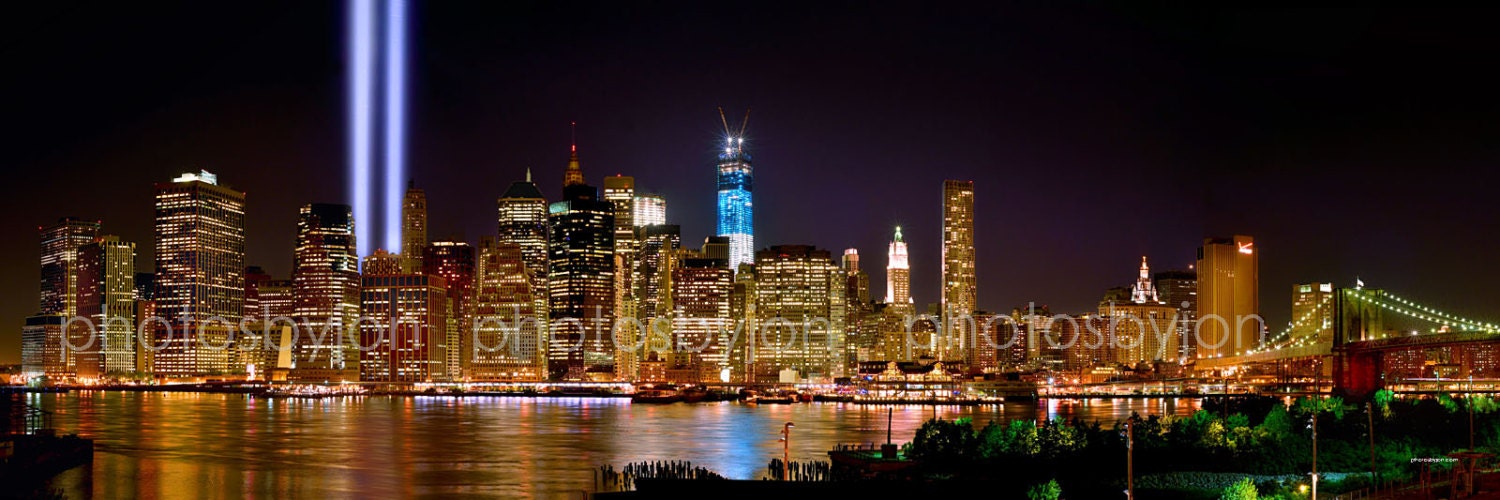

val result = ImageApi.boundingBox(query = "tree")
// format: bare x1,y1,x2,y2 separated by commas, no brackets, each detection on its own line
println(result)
1026,479,1062,500
1218,477,1257,500
906,418,977,461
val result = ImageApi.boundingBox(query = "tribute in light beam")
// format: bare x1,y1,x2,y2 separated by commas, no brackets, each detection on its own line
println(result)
382,0,406,254
349,0,375,266
346,0,409,264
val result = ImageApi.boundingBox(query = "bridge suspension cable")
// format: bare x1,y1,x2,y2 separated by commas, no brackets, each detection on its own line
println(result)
1248,294,1332,354
1347,290,1500,334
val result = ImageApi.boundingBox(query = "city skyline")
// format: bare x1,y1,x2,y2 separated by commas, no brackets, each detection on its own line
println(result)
6,5,1500,364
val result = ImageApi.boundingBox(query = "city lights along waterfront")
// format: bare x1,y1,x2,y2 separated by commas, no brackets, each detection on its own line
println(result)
6,2,1500,499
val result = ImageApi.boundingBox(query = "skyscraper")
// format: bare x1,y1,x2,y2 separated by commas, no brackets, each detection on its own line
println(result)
842,248,871,373
1291,282,1335,344
74,236,137,378
39,217,101,317
715,122,754,271
497,170,549,285
671,258,733,381
359,273,448,382
886,226,912,315
401,182,427,273
941,180,976,316
633,194,666,227
548,149,616,380
291,203,361,382
472,237,546,380
21,315,67,379
602,175,637,371
635,224,681,325
153,170,246,376
1154,269,1197,360
1196,235,1260,358
424,240,475,379
754,245,845,382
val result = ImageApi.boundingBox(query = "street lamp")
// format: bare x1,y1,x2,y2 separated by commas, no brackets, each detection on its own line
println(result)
780,421,796,481
1308,410,1319,500
1124,420,1134,500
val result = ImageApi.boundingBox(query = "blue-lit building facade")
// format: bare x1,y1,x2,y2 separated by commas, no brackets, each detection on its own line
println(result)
716,137,754,271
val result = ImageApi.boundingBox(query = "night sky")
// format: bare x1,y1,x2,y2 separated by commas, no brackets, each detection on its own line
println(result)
4,3,1500,363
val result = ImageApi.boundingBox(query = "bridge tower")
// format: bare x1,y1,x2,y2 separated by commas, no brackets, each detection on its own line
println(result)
1331,287,1385,398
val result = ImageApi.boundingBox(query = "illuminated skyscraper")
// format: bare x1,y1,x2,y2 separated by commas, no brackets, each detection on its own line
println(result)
21,315,67,379
842,249,870,372
1131,256,1160,304
1154,269,1197,360
672,258,733,381
498,170,549,284
347,0,409,260
424,240,475,378
39,217,100,317
635,225,681,325
153,170,246,376
1291,282,1335,344
472,237,546,380
291,203,360,382
1196,235,1260,358
359,273,448,382
886,226,912,315
74,236,137,378
401,182,427,273
754,245,845,382
715,116,754,271
941,180,976,316
728,263,757,382
548,148,616,380
633,194,666,227
603,175,637,366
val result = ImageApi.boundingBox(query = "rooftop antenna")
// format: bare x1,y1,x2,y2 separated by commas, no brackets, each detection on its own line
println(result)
570,121,577,153
717,107,732,137
738,107,751,137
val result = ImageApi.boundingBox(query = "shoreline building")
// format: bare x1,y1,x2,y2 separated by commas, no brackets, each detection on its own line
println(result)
754,245,846,382
497,171,550,377
152,170,246,377
359,270,449,383
74,236,137,378
1196,235,1260,358
472,237,547,380
548,141,617,380
886,227,913,316
291,203,361,382
671,258,734,381
425,240,476,379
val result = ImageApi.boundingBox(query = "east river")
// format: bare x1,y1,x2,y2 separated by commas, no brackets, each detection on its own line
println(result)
28,392,1202,498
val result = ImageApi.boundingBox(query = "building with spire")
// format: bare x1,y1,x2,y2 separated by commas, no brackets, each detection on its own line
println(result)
1131,256,1160,304
886,226,912,315
548,141,616,380
715,111,754,271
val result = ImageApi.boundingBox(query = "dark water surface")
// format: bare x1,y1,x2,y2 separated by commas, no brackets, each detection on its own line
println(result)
30,392,1201,498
